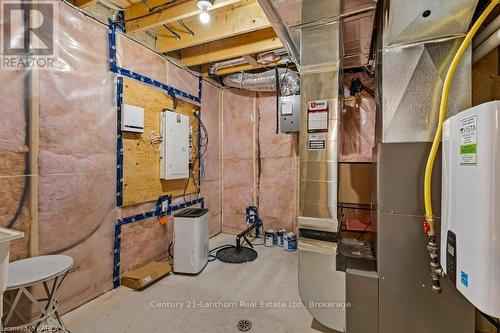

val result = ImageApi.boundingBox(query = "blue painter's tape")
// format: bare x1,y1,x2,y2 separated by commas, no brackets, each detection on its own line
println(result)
107,22,200,103
461,271,469,287
116,77,124,207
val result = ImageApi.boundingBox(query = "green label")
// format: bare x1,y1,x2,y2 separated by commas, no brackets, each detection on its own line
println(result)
459,115,477,165
460,144,477,155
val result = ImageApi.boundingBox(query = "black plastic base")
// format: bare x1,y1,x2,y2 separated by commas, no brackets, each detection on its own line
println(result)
216,246,258,264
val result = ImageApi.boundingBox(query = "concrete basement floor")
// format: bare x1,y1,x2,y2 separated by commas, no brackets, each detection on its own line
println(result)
63,233,335,333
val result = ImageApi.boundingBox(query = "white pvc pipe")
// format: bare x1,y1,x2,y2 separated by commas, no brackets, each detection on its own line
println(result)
473,15,500,49
472,28,500,64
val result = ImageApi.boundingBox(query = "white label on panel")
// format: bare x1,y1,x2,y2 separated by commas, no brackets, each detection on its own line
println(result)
459,115,477,165
308,112,328,131
281,99,293,116
309,133,326,150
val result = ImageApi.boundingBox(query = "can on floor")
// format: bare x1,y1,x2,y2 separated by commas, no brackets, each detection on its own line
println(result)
277,229,286,247
284,232,297,252
264,229,277,247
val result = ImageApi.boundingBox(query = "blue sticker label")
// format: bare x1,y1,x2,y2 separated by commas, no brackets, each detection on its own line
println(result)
461,271,469,287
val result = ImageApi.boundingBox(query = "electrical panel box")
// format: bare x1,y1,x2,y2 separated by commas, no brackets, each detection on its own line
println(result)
121,104,144,133
441,100,500,318
160,110,189,180
280,95,301,133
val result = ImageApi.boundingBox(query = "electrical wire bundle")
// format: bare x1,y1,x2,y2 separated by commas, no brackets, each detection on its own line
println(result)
137,129,163,152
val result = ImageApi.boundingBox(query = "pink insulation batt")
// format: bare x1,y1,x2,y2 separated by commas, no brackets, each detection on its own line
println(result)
222,89,256,234
1,1,223,314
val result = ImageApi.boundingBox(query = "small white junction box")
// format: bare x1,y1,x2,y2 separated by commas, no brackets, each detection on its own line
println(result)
441,100,500,317
121,104,144,133
160,110,189,180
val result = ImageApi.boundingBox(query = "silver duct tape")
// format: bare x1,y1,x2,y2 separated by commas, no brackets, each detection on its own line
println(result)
222,68,300,96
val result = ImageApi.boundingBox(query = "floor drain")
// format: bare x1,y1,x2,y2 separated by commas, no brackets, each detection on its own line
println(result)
237,319,252,332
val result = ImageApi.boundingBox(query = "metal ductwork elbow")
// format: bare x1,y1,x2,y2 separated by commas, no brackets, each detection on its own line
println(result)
221,68,300,96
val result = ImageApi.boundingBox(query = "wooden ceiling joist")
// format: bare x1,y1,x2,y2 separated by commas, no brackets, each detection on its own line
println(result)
179,27,282,67
156,1,270,53
125,0,242,33
75,0,99,8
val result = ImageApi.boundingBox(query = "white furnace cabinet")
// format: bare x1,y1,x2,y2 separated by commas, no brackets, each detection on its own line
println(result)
160,110,189,180
441,100,500,318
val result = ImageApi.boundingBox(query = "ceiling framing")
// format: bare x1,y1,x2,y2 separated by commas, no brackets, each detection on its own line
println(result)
77,0,284,75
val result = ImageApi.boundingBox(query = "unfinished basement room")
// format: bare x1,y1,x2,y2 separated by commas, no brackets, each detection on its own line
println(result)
1,0,500,332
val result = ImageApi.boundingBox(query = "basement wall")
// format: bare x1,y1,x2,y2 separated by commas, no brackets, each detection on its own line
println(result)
0,1,222,315
221,90,299,234
220,78,376,235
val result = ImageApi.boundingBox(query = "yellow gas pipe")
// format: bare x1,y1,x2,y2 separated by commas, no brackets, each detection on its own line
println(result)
423,0,499,293
424,0,499,233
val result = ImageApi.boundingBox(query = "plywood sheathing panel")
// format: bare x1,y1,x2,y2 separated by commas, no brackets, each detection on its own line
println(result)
122,78,200,206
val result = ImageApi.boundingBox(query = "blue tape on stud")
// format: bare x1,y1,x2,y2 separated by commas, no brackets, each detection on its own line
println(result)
107,22,200,104
116,77,123,207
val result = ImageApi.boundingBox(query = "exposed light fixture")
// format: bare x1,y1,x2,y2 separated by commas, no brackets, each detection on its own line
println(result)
197,0,212,24
196,0,213,11
199,11,210,24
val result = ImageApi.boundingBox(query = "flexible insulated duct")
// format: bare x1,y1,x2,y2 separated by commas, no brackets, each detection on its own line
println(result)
222,68,300,96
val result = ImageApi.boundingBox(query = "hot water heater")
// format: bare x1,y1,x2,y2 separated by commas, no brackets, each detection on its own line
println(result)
441,100,500,317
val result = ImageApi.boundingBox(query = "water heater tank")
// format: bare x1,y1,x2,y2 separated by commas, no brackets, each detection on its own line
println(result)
441,100,500,317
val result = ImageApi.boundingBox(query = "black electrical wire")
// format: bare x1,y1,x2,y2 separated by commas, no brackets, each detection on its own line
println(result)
168,241,174,258
362,84,375,97
275,67,280,134
182,172,191,204
279,64,289,95
193,112,208,158
207,244,234,262
171,93,178,111
8,2,31,229
112,0,177,24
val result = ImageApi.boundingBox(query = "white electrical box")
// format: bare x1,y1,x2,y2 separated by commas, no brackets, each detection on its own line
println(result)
160,110,189,180
121,104,144,133
441,100,500,317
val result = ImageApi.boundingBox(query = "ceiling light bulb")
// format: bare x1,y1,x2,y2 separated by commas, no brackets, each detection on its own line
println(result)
199,11,210,24
197,0,213,11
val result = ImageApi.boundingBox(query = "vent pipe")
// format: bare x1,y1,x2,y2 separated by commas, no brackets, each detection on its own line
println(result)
221,68,300,96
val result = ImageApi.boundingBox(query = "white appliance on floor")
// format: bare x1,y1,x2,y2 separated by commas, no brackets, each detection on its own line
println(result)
441,100,500,317
173,208,209,274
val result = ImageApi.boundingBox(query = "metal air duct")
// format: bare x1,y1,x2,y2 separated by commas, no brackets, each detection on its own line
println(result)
221,68,300,96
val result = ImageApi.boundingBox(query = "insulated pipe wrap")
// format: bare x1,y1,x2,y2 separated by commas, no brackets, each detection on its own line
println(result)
222,68,300,96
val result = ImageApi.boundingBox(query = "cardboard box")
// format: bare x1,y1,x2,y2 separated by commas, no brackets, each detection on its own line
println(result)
121,262,172,290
